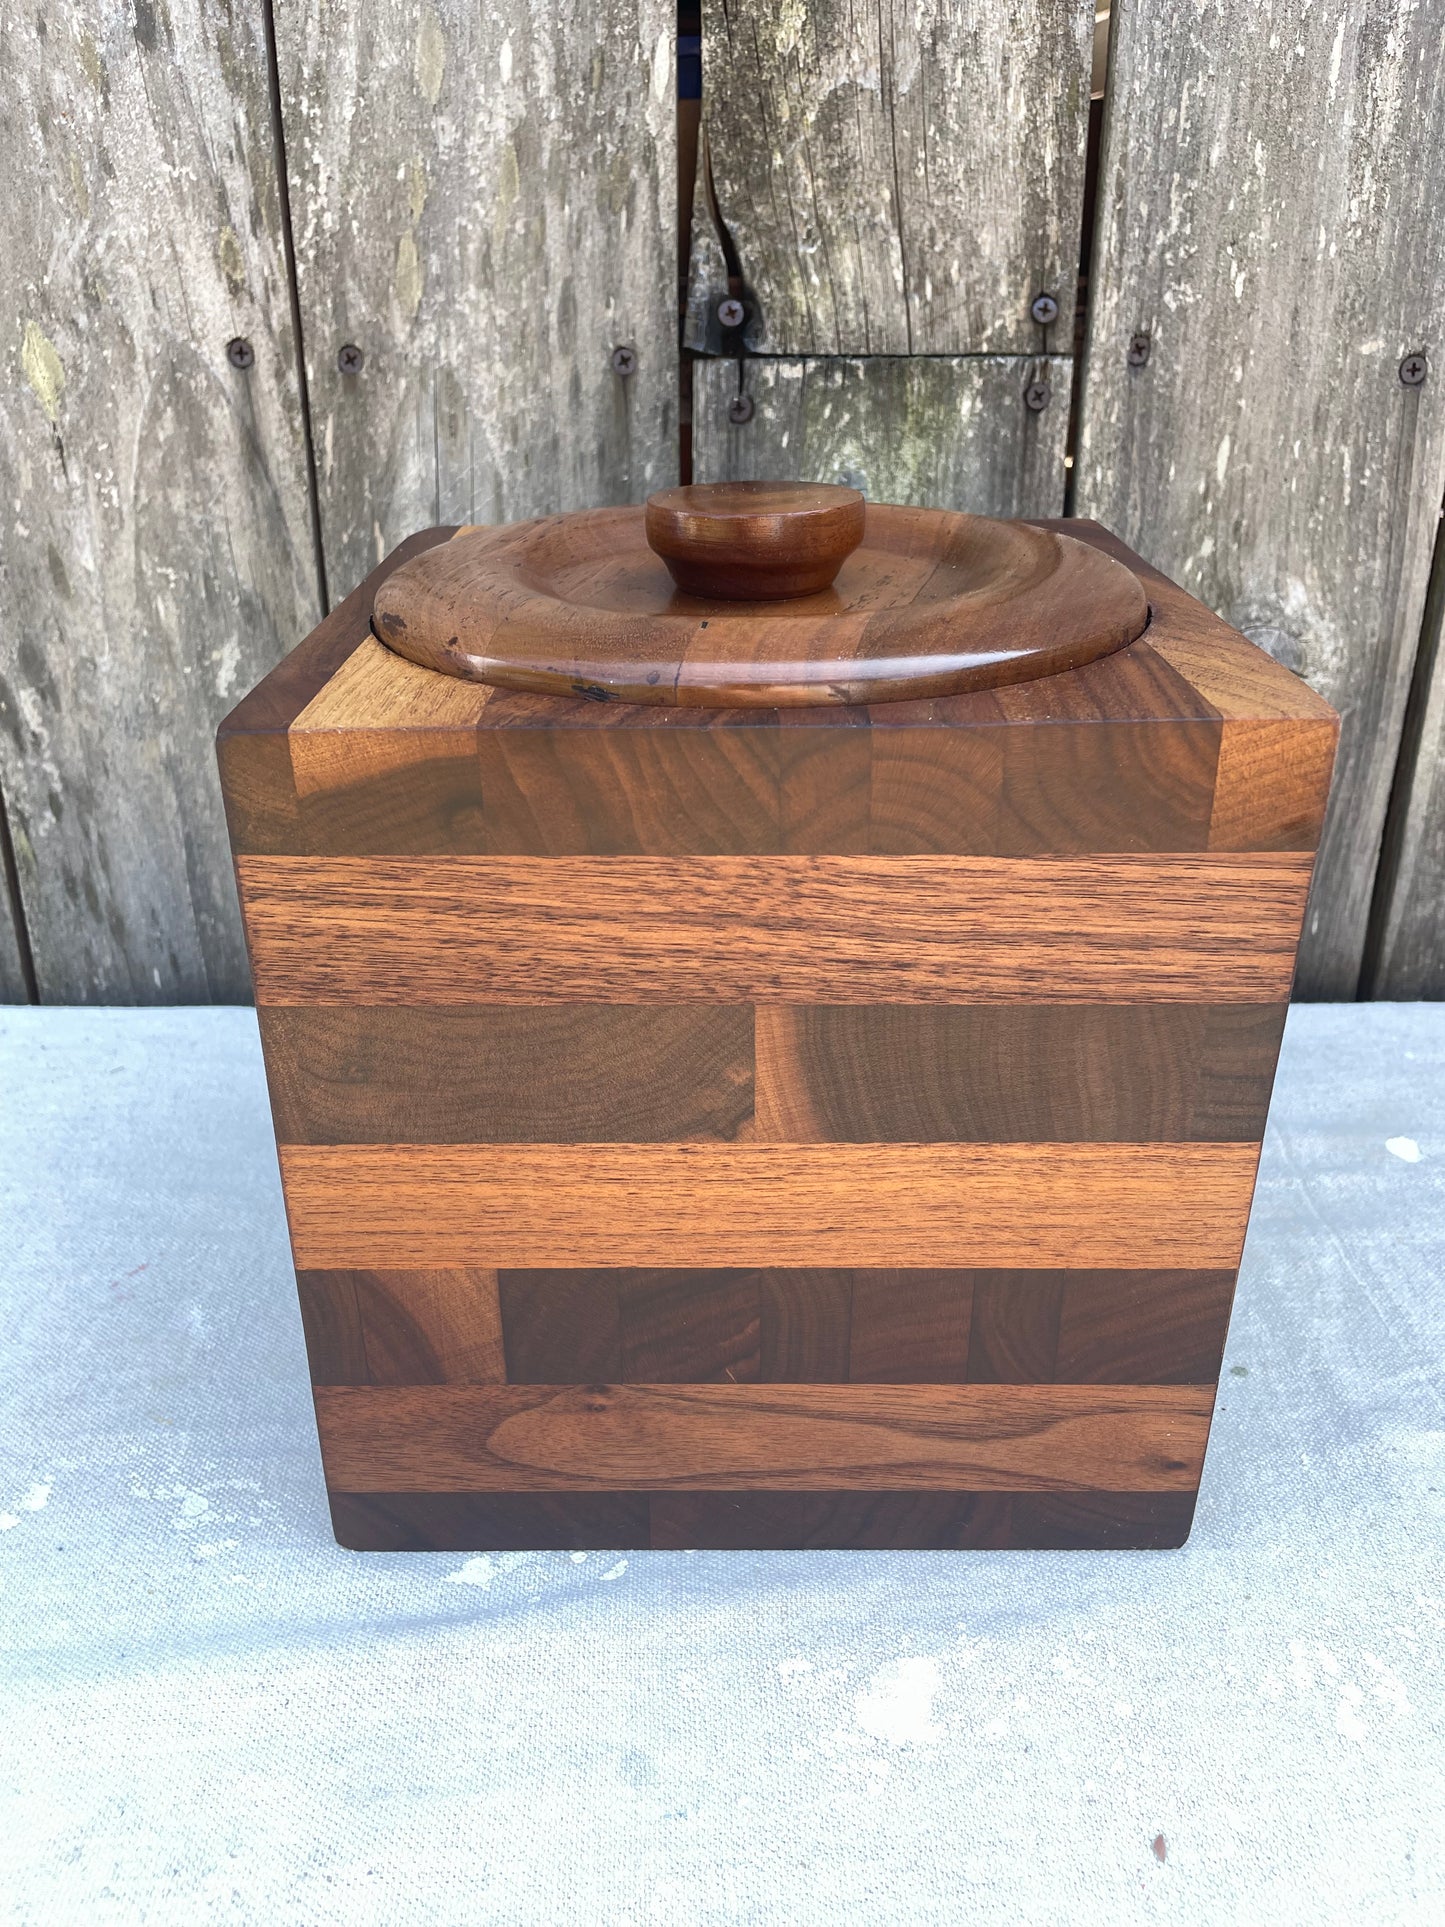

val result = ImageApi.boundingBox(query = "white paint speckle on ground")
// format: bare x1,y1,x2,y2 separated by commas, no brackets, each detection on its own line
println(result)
600,1560,628,1581
854,1657,943,1746
0,1514,18,1531
20,1482,52,1512
1386,1136,1422,1162
445,1556,495,1587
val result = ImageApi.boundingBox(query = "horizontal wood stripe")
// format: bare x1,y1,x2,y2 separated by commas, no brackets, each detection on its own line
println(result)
260,1006,756,1144
297,1265,1235,1389
240,854,1314,1004
328,1487,1198,1551
279,1141,1259,1270
753,1004,1284,1143
260,1002,1284,1145
313,1382,1212,1492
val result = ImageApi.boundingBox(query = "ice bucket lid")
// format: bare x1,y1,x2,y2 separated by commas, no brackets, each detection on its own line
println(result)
371,481,1149,708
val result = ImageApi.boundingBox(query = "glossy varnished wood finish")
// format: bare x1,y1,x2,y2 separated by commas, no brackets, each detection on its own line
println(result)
239,854,1313,1005
217,519,1336,1551
280,1141,1258,1272
261,1006,755,1144
371,505,1149,707
314,1383,1212,1492
299,1265,1236,1392
644,482,866,600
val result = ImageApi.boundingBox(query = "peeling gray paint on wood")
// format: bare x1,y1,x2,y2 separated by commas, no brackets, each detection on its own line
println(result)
1373,549,1445,998
278,0,677,603
693,357,1070,515
1077,0,1445,999
0,3,320,1002
685,0,1094,356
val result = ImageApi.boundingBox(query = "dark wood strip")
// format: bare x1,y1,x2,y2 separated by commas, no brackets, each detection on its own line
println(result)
239,853,1314,1005
307,1265,1236,1389
617,1270,761,1383
1054,1270,1236,1384
847,1270,974,1383
313,1383,1212,1492
326,1488,1199,1551
329,1490,650,1551
1008,1490,1198,1550
1190,1007,1288,1140
281,1141,1258,1272
966,1273,1066,1383
648,1489,1197,1550
497,1271,623,1384
262,1006,755,1145
754,1004,1283,1142
758,1268,853,1382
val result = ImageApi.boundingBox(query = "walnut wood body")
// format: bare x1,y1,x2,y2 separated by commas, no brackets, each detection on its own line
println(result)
218,521,1337,1551
370,504,1149,706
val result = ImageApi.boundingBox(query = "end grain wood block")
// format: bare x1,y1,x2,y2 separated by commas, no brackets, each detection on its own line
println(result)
219,521,1336,1551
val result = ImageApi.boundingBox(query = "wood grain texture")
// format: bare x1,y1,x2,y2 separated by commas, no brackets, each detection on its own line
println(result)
1372,553,1445,997
303,1264,1238,1390
330,1490,650,1551
239,854,1315,1005
0,856,26,1002
1077,0,1445,996
275,0,676,603
692,358,1071,518
328,1487,1196,1551
753,1005,1283,1143
314,1382,1211,1492
280,1141,1259,1271
684,0,1093,356
2,2,318,1000
297,1268,504,1385
371,503,1147,706
260,1006,755,1144
644,481,866,600
649,1489,1197,1552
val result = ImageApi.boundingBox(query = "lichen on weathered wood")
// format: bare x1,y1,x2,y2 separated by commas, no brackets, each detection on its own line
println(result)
0,2,319,1000
1077,0,1445,998
684,0,1094,356
278,0,678,603
692,357,1070,517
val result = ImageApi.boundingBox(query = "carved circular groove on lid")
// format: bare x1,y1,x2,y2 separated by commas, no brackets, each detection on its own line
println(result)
371,487,1150,708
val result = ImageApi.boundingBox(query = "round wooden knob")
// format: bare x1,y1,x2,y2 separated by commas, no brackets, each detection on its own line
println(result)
644,480,866,600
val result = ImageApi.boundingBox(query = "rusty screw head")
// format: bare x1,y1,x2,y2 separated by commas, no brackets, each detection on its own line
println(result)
337,343,364,375
226,336,255,370
717,297,745,329
611,344,637,377
1024,379,1051,413
1399,351,1427,387
1127,331,1152,368
727,393,755,425
1030,292,1059,327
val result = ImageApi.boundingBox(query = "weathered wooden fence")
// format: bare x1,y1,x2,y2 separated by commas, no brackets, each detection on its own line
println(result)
3,0,1443,1002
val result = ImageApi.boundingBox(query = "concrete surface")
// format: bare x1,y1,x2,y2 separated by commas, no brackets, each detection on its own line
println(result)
0,1004,1441,1926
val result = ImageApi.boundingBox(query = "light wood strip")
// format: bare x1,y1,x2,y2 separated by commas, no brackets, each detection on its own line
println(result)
239,854,1313,1005
279,1141,1259,1271
313,1382,1211,1493
291,635,496,738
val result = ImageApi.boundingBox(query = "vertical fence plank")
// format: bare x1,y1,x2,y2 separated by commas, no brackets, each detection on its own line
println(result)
1371,536,1445,997
0,829,27,1000
685,0,1093,355
1078,0,1445,998
686,0,1091,518
0,3,319,1002
693,358,1070,515
279,0,677,603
